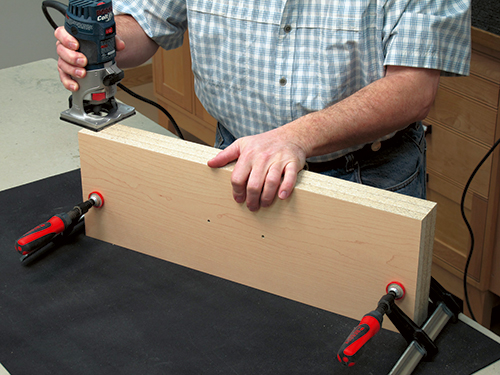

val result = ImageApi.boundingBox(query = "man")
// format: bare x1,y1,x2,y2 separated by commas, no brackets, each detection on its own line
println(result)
55,0,471,211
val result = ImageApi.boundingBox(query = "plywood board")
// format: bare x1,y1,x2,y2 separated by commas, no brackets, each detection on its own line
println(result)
79,125,436,329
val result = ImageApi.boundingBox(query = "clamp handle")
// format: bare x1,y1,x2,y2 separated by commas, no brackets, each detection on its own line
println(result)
15,192,103,260
337,282,405,367
15,214,72,256
337,311,383,367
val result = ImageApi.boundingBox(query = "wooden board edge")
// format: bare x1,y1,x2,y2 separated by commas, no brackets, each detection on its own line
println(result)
414,204,437,325
79,125,437,222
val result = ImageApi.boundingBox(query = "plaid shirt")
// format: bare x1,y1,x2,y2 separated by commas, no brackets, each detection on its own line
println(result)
115,0,471,162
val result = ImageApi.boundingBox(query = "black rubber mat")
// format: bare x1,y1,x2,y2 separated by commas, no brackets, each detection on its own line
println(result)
1,170,499,374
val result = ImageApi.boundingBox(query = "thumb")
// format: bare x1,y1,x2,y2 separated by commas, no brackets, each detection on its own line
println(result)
207,143,241,168
116,35,126,52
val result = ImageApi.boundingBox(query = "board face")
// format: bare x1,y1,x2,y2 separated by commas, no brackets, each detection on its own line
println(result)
79,125,436,329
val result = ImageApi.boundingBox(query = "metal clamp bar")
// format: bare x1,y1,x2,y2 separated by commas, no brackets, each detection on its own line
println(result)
388,301,454,375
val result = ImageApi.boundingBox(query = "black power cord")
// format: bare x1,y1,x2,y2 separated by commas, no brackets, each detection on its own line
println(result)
461,136,500,322
117,82,184,140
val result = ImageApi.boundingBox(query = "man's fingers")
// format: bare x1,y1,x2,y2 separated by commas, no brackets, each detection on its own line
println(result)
54,26,87,91
231,161,253,205
54,26,79,51
207,143,249,204
57,57,87,90
57,68,79,91
56,41,87,69
244,168,266,211
278,162,300,200
260,165,284,208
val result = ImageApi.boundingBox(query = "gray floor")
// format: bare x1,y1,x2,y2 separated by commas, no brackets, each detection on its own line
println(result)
1,59,499,375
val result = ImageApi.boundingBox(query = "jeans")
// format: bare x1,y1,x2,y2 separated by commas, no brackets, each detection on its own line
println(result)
214,122,427,199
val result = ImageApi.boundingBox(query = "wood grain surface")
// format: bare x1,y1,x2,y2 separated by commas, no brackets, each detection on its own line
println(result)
79,125,437,329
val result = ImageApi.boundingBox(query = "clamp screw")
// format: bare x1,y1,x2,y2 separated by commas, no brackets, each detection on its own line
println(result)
387,281,405,300
89,191,104,208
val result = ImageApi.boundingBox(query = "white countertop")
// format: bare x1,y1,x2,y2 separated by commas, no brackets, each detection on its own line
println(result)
0,58,173,192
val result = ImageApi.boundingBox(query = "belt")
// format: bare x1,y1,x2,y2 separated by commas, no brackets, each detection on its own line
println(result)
306,154,350,173
306,123,417,173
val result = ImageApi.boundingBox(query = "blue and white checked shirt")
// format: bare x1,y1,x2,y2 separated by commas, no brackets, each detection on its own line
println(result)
115,0,471,161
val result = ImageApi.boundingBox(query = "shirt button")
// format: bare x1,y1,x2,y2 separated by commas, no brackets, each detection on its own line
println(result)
371,141,382,152
284,24,292,33
279,77,287,86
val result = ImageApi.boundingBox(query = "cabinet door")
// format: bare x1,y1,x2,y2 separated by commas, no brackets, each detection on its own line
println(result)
425,122,492,199
153,38,193,113
153,33,217,145
426,171,486,281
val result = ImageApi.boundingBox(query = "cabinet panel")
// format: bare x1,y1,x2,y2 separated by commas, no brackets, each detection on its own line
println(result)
427,89,497,145
488,146,500,296
153,43,193,113
491,217,500,295
427,173,486,280
426,123,492,198
153,35,217,145
470,49,500,83
439,75,499,108
195,96,217,136
156,96,216,146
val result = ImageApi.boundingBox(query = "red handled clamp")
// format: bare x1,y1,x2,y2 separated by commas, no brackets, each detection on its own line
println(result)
337,282,405,367
338,278,460,373
15,192,104,262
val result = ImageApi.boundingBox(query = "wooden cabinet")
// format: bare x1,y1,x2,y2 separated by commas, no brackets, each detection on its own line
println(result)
425,28,500,328
153,27,500,328
153,33,217,145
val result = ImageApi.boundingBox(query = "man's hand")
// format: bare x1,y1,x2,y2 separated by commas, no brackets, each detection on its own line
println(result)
55,25,87,91
54,26,126,92
207,128,307,212
54,15,158,91
206,66,440,211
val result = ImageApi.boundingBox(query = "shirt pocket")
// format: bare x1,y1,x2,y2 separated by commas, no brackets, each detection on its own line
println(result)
294,11,366,111
188,0,282,24
187,0,281,89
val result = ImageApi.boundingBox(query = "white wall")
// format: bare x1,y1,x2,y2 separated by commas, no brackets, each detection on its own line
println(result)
1,0,63,69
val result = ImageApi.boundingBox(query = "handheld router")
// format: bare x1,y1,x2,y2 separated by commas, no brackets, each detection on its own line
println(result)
42,0,135,131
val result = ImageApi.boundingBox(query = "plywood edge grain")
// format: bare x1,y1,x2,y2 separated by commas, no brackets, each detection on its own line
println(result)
415,204,437,324
79,125,436,328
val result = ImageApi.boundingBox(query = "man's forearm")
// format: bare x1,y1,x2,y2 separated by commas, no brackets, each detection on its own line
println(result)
285,66,441,159
115,15,159,69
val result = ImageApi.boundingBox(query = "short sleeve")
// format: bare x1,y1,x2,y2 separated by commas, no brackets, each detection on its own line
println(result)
113,0,188,50
383,0,471,76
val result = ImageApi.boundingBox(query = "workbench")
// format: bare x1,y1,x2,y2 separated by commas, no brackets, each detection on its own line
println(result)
1,59,500,375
